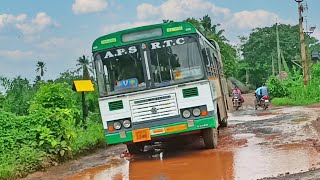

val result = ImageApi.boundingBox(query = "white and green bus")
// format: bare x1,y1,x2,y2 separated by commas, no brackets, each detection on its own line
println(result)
92,22,229,153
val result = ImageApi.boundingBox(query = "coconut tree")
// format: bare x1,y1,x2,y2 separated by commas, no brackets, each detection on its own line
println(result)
200,15,227,42
35,61,47,80
76,55,93,80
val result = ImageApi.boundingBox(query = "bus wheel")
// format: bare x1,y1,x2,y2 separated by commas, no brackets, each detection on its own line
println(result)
220,118,228,128
126,143,143,154
202,127,218,149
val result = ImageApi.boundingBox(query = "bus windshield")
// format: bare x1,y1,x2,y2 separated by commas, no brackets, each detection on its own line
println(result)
94,36,205,96
95,44,146,95
149,36,204,87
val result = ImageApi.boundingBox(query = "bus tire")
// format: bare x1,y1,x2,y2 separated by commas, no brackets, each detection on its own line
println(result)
202,127,218,149
126,143,143,154
220,118,228,128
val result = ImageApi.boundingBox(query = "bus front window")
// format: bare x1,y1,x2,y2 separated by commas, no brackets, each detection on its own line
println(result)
149,36,204,87
95,45,146,96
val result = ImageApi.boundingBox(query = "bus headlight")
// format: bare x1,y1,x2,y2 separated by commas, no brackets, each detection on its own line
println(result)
182,110,191,118
113,121,122,130
192,108,201,117
123,120,131,128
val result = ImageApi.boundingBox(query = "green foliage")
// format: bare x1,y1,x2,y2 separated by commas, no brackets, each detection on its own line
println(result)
0,81,104,179
29,82,77,111
1,76,35,115
76,55,93,80
267,76,289,98
269,64,320,106
70,119,105,154
240,24,320,87
54,69,82,86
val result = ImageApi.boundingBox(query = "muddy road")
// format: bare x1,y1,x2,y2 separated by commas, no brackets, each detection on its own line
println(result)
22,95,320,180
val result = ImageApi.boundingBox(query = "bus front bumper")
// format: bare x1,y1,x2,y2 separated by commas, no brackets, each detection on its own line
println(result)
105,116,216,145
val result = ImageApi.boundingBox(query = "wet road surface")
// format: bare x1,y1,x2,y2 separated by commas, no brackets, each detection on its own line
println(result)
23,96,320,180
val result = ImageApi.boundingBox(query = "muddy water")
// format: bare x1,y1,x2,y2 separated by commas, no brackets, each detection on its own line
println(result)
67,133,320,180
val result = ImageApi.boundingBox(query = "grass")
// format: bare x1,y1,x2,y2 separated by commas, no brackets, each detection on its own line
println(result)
271,97,320,106
70,121,106,154
0,147,45,180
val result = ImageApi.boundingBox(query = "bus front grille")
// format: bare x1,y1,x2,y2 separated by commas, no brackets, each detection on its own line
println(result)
130,93,178,122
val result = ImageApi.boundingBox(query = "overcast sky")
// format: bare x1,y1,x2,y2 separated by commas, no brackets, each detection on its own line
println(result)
0,0,319,81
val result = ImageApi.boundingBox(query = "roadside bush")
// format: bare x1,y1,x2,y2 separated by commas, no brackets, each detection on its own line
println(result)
269,64,320,106
71,120,105,154
267,76,289,98
0,81,105,179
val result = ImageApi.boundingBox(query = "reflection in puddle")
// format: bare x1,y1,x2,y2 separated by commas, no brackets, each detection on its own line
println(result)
234,135,320,179
66,159,129,180
130,151,234,180
68,135,320,180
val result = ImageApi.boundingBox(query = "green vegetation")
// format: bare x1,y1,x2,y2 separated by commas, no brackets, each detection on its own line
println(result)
0,59,104,180
239,24,320,87
268,64,320,106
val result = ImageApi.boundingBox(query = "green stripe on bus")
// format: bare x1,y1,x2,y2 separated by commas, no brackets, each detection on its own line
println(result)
105,116,216,145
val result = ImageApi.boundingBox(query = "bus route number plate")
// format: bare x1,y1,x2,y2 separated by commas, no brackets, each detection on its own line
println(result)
132,128,151,143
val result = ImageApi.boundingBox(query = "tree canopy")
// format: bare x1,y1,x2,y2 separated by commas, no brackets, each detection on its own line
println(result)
239,24,320,87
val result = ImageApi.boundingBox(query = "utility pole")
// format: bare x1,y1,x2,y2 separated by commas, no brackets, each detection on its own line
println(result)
246,69,249,84
296,0,308,85
276,21,281,78
272,56,275,76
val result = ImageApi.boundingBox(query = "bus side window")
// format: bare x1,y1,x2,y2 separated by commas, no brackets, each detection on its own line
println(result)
199,38,211,76
212,50,219,77
205,42,215,77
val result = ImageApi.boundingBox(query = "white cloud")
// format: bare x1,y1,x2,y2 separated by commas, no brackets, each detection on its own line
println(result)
16,12,57,34
102,20,159,34
0,14,27,29
137,0,230,21
227,10,279,30
0,50,33,59
72,0,108,14
136,0,296,45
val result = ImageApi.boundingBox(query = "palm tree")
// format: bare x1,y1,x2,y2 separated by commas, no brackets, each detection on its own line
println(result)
35,61,47,80
200,15,227,42
76,55,93,80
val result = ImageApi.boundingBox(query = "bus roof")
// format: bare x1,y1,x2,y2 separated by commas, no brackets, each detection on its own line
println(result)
92,21,197,52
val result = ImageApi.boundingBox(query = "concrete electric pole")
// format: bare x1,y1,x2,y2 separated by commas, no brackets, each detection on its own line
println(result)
276,22,281,78
295,0,308,85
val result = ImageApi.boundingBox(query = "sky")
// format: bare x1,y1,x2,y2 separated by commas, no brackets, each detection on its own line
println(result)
0,0,319,81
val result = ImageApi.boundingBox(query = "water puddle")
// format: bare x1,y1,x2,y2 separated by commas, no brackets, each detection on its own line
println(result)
66,159,129,180
68,134,320,180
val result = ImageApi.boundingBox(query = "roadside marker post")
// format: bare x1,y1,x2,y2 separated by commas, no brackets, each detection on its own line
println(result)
73,80,94,127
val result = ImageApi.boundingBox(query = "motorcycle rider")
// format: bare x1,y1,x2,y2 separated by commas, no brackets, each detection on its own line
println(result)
255,83,268,103
232,85,244,103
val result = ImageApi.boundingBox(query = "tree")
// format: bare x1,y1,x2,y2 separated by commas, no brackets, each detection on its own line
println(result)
2,76,35,115
76,55,93,80
35,61,47,80
240,23,320,87
200,15,227,42
163,19,174,23
55,69,82,86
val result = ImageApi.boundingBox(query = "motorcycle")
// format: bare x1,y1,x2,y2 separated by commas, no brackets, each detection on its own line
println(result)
254,93,270,110
232,94,242,110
